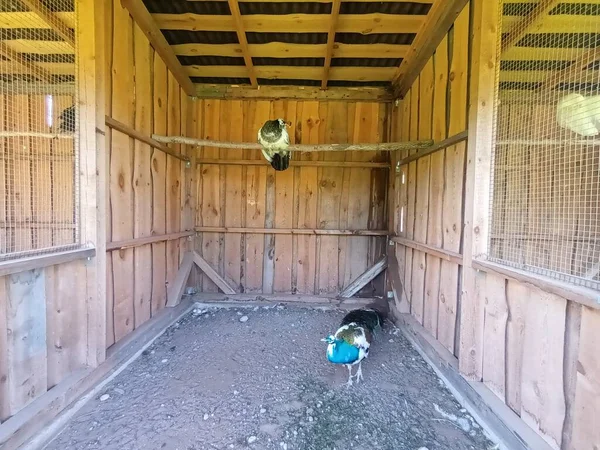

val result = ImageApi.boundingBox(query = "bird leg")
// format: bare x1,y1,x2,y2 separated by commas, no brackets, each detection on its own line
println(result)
345,364,354,388
355,361,364,384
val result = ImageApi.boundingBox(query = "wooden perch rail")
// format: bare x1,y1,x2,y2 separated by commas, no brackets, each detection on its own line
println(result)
151,134,434,152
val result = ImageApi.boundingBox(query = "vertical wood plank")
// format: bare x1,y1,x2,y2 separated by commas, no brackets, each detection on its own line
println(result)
6,269,47,414
0,276,8,421
223,100,244,291
166,72,182,290
571,307,600,449
133,24,152,327
412,59,433,325
45,261,87,388
110,0,134,342
505,280,527,414
151,53,168,315
521,290,567,450
482,273,508,400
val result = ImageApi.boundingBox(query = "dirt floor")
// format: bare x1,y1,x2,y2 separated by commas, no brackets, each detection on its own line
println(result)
44,304,496,450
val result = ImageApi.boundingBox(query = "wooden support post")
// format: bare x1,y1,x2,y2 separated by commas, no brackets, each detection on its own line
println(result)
166,252,194,307
339,256,387,298
459,0,501,381
192,251,237,295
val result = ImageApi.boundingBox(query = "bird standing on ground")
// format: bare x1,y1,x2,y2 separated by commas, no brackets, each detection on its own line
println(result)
322,301,389,387
257,118,291,171
58,105,76,133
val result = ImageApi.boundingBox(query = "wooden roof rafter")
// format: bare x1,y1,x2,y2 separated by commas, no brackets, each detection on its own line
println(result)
19,0,75,48
538,47,600,92
0,41,52,82
120,0,196,95
227,0,258,88
391,0,469,98
321,0,341,90
501,0,560,54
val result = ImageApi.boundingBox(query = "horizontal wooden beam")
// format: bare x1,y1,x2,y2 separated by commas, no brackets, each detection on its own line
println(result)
106,231,194,251
392,0,469,98
173,43,410,60
120,0,196,95
0,131,73,139
0,11,76,29
397,131,468,166
0,82,75,95
154,134,433,152
0,40,73,55
0,246,96,277
195,227,389,236
502,14,598,35
194,293,379,310
500,69,599,84
192,251,236,294
503,47,591,62
538,48,600,92
105,116,190,162
186,65,395,82
153,13,425,34
0,42,53,82
0,62,74,76
194,84,393,102
473,260,600,310
501,0,559,54
391,236,463,265
196,159,389,168
19,0,75,47
339,256,387,298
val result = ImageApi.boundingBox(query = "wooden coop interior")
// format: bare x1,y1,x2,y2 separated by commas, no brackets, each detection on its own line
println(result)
0,0,599,449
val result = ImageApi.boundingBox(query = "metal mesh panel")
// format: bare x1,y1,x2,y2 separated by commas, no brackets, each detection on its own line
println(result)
0,0,79,261
489,0,600,290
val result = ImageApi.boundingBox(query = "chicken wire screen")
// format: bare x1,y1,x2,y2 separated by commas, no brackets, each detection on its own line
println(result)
0,0,79,260
489,1,600,290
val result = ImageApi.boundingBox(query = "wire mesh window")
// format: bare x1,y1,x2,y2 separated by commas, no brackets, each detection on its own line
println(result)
489,1,600,290
0,0,79,261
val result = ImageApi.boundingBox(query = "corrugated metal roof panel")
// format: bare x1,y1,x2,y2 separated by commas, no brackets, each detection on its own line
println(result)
253,57,324,66
178,55,245,66
0,74,74,83
335,32,415,45
332,57,401,67
340,2,431,15
504,3,600,16
191,77,251,84
240,2,331,15
328,80,390,87
142,0,230,15
163,30,239,45
246,32,328,44
22,53,75,63
500,60,572,71
259,78,320,86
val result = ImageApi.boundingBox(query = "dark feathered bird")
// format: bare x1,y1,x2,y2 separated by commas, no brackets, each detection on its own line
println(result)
322,300,389,387
257,118,291,171
58,105,75,133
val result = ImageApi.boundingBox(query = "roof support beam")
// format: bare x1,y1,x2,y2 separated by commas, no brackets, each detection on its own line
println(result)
321,0,341,90
227,0,258,88
120,0,196,95
391,0,468,99
538,48,600,92
501,0,560,54
20,0,75,48
0,42,52,82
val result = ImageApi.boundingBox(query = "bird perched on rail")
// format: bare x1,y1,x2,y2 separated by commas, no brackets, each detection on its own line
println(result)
321,300,389,387
556,93,600,136
257,118,291,171
58,105,76,133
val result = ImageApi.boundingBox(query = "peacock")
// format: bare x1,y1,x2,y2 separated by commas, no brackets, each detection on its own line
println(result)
321,301,389,387
58,105,76,133
257,118,291,171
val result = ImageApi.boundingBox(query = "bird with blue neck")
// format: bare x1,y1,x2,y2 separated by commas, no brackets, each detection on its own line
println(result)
322,300,389,387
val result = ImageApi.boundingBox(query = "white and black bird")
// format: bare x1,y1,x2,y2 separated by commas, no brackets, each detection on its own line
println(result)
257,118,291,171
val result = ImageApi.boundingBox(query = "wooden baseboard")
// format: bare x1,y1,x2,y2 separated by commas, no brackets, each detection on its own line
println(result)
393,311,553,450
0,300,194,450
193,293,375,309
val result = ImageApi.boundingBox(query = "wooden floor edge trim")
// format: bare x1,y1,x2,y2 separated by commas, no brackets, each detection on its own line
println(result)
1,300,195,450
192,293,376,309
392,310,554,450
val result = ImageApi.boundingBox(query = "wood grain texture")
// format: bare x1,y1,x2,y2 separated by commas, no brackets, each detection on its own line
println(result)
0,277,8,422
482,273,508,400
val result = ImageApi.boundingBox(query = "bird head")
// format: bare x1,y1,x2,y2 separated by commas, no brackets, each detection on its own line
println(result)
277,118,289,129
321,335,338,345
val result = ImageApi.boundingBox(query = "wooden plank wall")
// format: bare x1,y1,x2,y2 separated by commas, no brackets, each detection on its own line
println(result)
104,0,193,348
390,4,469,354
388,2,600,449
193,100,389,296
